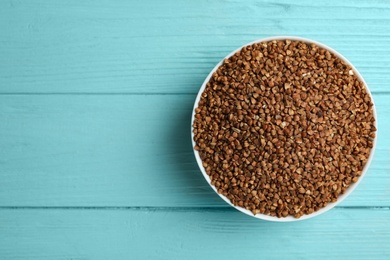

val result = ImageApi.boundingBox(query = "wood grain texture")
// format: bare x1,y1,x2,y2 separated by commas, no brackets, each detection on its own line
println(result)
1,1,389,259
0,94,388,207
0,0,389,94
0,208,389,259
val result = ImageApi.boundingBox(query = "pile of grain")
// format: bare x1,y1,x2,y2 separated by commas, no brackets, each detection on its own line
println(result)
193,40,376,218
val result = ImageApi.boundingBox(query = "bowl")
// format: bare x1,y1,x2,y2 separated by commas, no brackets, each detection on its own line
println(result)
191,36,377,222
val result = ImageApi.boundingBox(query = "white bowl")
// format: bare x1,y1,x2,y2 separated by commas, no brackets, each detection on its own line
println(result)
191,36,377,222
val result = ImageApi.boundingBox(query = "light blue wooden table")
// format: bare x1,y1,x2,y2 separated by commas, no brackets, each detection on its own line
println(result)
0,0,389,259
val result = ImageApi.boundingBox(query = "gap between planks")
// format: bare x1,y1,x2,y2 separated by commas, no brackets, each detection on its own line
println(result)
0,206,389,211
0,92,388,95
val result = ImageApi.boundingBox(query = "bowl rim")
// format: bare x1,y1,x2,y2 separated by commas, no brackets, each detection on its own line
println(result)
191,36,378,222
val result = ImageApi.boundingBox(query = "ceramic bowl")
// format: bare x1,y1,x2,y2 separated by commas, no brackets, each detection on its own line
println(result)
191,36,377,222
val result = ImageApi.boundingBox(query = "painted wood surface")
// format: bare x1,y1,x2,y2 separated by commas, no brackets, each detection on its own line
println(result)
0,0,389,94
1,208,390,259
0,0,389,259
0,94,388,207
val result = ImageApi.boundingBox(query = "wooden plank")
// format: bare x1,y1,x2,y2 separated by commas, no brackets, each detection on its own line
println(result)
0,208,389,259
0,94,388,207
0,0,389,94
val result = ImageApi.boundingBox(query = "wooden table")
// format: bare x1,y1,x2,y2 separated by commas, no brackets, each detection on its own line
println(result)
1,0,389,259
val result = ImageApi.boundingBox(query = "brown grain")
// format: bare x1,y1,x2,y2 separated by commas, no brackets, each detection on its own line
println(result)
192,40,376,218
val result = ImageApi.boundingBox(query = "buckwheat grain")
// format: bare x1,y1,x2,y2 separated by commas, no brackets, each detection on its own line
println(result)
193,40,376,218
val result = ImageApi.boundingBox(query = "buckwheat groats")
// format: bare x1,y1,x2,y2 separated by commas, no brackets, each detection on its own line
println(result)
192,40,376,218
